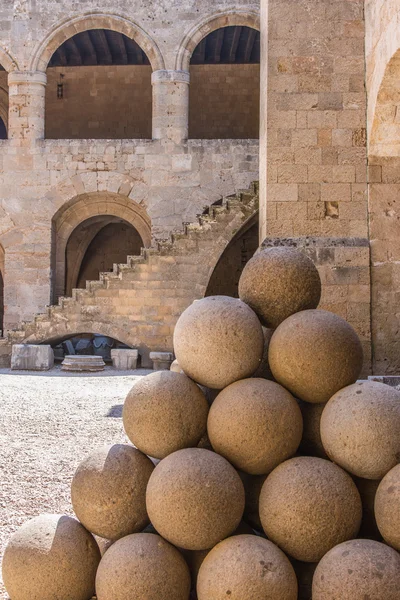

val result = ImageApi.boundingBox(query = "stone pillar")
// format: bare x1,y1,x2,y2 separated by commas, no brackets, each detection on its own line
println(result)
8,71,46,142
152,70,190,144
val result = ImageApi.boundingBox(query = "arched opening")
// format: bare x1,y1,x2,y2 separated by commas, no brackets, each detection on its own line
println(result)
206,212,259,297
51,191,151,302
48,332,133,364
45,29,152,139
189,25,260,139
65,216,144,295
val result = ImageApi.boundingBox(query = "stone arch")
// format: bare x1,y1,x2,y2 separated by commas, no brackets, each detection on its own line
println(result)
176,10,260,72
0,47,18,73
205,211,259,297
30,12,165,73
52,189,151,301
22,325,136,350
370,48,400,157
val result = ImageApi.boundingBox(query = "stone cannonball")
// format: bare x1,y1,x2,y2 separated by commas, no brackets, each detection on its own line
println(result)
173,296,264,389
2,514,101,600
207,378,303,475
71,444,154,541
95,533,191,600
320,381,400,479
197,535,298,600
146,448,245,550
259,457,362,562
123,371,209,459
269,309,363,403
238,247,321,328
375,464,400,551
312,539,400,600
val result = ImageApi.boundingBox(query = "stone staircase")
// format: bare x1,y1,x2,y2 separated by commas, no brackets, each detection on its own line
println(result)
0,182,259,367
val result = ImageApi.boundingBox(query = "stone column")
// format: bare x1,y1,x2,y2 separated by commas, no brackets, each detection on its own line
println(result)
8,71,47,142
152,70,190,144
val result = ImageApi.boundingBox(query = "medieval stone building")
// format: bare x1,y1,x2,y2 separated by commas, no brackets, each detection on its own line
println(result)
0,0,397,374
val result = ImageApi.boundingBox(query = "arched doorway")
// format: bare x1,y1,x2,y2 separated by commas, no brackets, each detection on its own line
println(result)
45,28,153,139
51,191,152,302
206,212,259,297
189,25,260,139
65,216,144,295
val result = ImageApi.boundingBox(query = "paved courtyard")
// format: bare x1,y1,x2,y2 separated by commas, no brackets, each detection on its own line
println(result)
0,367,151,599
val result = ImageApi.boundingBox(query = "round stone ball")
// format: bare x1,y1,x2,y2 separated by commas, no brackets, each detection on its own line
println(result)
173,296,264,389
238,247,321,328
298,400,328,458
197,534,298,600
123,371,209,459
320,381,400,479
71,444,154,541
375,464,400,551
312,539,400,600
2,514,100,600
259,456,362,562
269,309,363,403
146,448,245,550
95,533,190,600
207,378,303,475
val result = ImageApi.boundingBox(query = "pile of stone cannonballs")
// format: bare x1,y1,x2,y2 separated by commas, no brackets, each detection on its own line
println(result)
3,247,400,600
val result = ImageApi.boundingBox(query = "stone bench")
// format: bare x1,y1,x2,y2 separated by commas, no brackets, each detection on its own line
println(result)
150,352,174,371
11,344,54,371
111,349,139,370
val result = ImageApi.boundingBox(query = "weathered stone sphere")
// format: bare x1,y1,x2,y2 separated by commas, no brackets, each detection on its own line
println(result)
173,296,264,389
208,378,303,475
123,371,209,459
375,464,400,551
95,533,190,600
238,247,321,328
197,535,298,600
312,539,400,600
269,309,363,403
71,444,154,540
182,522,254,590
2,514,101,600
298,400,328,458
320,381,400,479
146,448,245,550
259,457,362,562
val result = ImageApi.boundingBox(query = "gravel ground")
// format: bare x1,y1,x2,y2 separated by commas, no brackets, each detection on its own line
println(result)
0,366,151,600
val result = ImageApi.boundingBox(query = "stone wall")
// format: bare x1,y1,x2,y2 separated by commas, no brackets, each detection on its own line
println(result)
189,64,260,139
46,66,153,139
260,0,371,373
365,1,400,373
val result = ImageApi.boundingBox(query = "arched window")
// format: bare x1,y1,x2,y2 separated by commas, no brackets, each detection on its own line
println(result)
189,26,260,139
0,65,8,139
45,29,152,139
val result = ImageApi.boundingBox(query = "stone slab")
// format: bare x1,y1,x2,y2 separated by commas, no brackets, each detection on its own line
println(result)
11,344,54,371
111,349,139,370
368,375,400,388
61,355,105,372
150,351,174,371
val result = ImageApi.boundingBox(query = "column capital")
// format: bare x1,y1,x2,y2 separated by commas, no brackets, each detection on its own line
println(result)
8,71,47,86
152,70,190,85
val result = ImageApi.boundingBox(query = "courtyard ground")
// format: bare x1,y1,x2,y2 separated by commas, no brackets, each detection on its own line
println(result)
0,366,151,600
